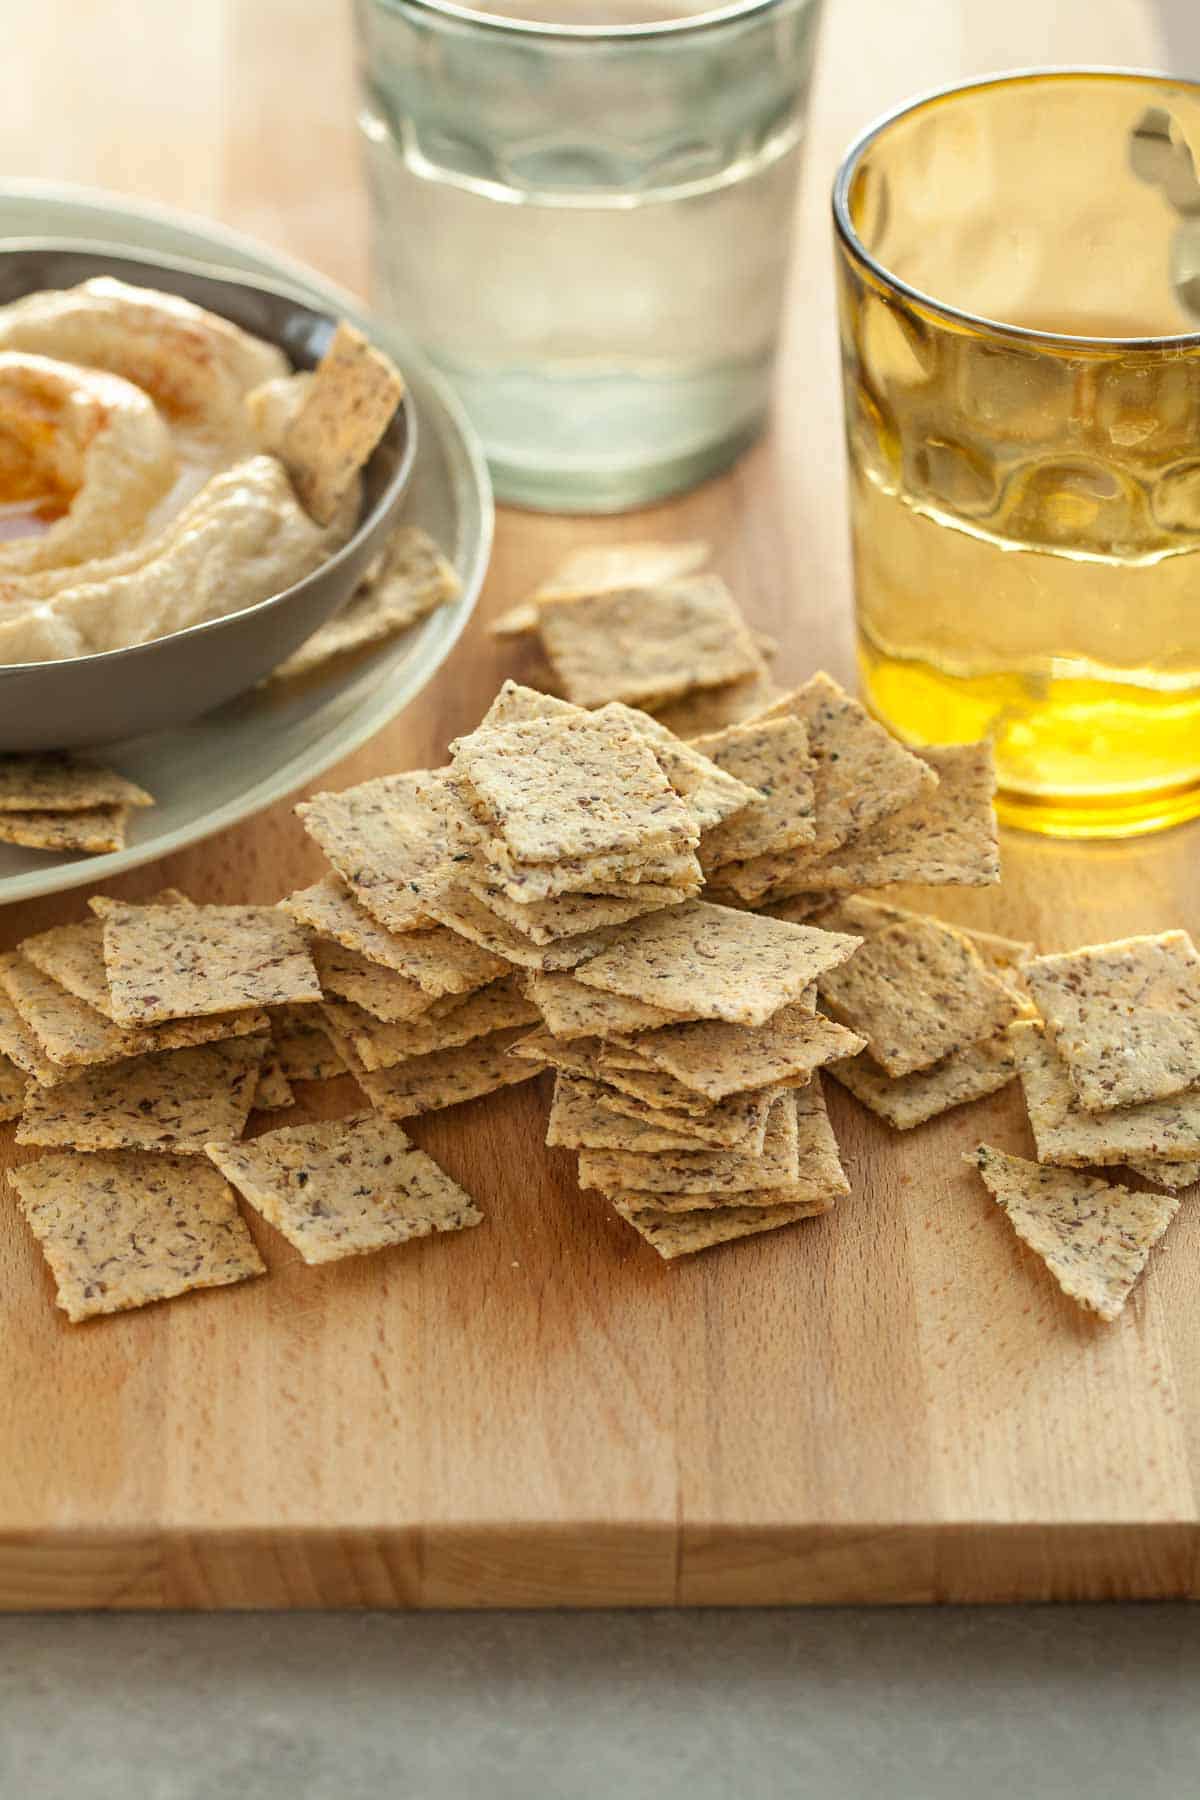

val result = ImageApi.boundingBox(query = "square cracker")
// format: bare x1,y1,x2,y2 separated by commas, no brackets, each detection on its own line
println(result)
620,1001,864,1102
715,673,938,897
1126,1157,1200,1193
320,973,536,1071
817,898,1033,977
98,901,320,1025
311,937,437,1024
10,1151,265,1323
0,806,131,854
282,320,405,525
1024,932,1200,1112
596,704,757,834
327,1022,546,1121
464,877,693,946
1010,1020,1200,1168
574,899,862,1028
205,1114,482,1265
546,1075,722,1153
964,1143,1178,1322
423,887,624,973
611,1197,826,1261
270,525,459,680
789,742,999,892
692,716,817,868
817,913,1019,1078
829,1030,1017,1130
579,1091,800,1197
17,1034,268,1156
280,878,508,994
0,1050,27,1122
478,832,701,905
21,909,270,1048
537,574,762,709
0,755,153,813
490,540,711,637
0,971,65,1087
0,952,154,1071
452,711,697,865
526,969,688,1039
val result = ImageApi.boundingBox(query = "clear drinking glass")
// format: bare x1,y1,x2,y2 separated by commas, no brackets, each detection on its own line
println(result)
355,0,823,511
834,70,1200,840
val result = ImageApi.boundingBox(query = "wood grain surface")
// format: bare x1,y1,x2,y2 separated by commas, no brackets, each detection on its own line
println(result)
1,0,1198,1608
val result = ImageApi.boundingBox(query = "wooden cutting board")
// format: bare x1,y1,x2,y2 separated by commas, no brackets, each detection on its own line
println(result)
2,0,1199,1609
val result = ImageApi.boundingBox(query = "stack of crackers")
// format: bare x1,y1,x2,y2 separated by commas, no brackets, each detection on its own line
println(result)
0,755,154,856
962,931,1200,1321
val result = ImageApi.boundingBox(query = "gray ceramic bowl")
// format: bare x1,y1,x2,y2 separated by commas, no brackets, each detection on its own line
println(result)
0,243,416,751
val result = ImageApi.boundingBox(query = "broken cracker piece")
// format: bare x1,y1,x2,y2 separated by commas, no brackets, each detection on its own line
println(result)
1010,1020,1200,1168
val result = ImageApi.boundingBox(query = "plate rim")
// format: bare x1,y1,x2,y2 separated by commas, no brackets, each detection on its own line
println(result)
0,182,494,909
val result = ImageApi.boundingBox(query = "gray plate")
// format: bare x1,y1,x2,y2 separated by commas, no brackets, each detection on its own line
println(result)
0,181,493,907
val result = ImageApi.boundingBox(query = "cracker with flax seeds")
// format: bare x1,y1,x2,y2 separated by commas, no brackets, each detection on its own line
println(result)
0,755,153,814
319,973,536,1071
0,806,132,855
310,937,442,1024
525,970,690,1039
536,574,762,710
611,1197,828,1261
282,320,405,525
714,674,938,899
10,1152,265,1324
827,1030,1018,1130
97,900,321,1026
452,711,698,864
270,525,459,680
1024,932,1200,1113
0,971,66,1087
615,1001,865,1102
816,913,1019,1078
692,716,817,868
477,832,702,905
423,886,626,972
271,1004,348,1082
545,1075,727,1153
964,1144,1179,1323
1009,1020,1200,1168
463,876,694,945
490,540,711,637
596,703,757,834
579,1091,801,1197
0,953,155,1072
324,1020,546,1121
574,898,861,1028
205,1114,482,1266
1125,1157,1200,1193
648,663,781,741
17,1033,268,1155
280,877,508,994
0,1050,27,1122
788,742,999,892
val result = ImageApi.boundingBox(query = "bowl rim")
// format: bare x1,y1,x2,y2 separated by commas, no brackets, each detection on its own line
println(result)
0,237,418,680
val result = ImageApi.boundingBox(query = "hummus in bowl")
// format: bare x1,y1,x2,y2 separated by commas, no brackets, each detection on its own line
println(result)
0,276,359,663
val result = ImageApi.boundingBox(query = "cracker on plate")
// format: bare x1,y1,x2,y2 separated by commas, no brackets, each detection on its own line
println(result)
327,1022,547,1121
206,1114,482,1265
98,900,321,1025
828,1030,1017,1130
618,1001,864,1102
269,525,458,680
452,711,698,865
320,973,536,1071
1010,1020,1200,1168
281,877,508,993
579,1091,800,1197
0,806,131,855
545,1075,723,1153
490,540,711,637
17,1033,268,1156
574,899,861,1028
0,755,153,813
536,574,762,709
10,1151,265,1323
1024,931,1200,1113
964,1143,1179,1322
611,1196,825,1261
817,913,1019,1078
282,319,405,525
692,716,817,868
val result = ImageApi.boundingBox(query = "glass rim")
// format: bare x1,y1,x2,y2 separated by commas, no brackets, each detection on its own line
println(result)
387,0,788,40
832,66,1200,353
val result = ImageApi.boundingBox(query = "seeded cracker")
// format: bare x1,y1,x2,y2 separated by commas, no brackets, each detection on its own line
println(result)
270,525,459,680
964,1143,1179,1322
296,769,477,933
0,953,154,1070
320,973,536,1070
205,1114,482,1265
18,1034,268,1155
478,833,701,904
1024,932,1200,1112
620,1001,864,1102
424,887,625,972
545,1076,722,1153
828,1031,1017,1130
693,716,817,867
0,1050,27,1121
817,914,1019,1078
649,664,781,740
537,574,762,709
0,755,153,813
574,899,861,1028
580,1092,800,1197
282,320,405,525
253,1055,296,1112
490,540,711,637
526,970,688,1038
311,937,440,1024
272,1005,347,1082
10,1152,265,1323
452,712,698,864
464,877,693,945
325,1022,546,1120
0,971,64,1087
595,704,757,833
612,1199,825,1261
0,806,132,854
1010,1020,1200,1167
281,877,508,993
1126,1158,1200,1193
98,901,321,1025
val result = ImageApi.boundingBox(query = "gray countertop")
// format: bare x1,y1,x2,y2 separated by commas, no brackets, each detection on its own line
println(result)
3,1607,1199,1798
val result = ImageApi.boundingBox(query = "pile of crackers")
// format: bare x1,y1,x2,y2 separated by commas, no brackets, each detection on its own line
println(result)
0,756,155,856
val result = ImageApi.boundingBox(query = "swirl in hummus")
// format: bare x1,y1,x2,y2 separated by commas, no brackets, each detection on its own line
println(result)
0,278,357,664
